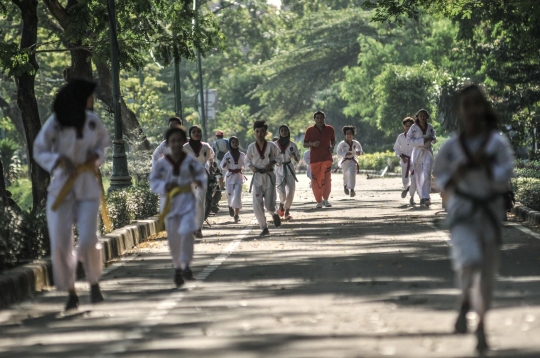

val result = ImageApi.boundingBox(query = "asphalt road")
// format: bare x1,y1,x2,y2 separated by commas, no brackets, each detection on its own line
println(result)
1,173,540,358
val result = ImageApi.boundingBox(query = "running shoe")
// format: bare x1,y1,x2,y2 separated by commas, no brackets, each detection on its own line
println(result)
260,228,270,236
174,269,184,287
182,267,195,281
273,214,282,227
344,186,349,195
401,187,410,198
65,293,79,311
316,202,323,208
323,200,332,207
350,190,356,197
90,284,104,304
228,206,234,217
277,205,285,217
234,214,239,223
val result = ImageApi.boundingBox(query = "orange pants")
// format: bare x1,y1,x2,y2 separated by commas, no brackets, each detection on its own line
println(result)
310,160,332,202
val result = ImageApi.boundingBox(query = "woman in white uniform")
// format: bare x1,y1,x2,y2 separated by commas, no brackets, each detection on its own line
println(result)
220,136,246,223
183,125,214,238
34,79,109,310
433,84,514,354
393,117,417,205
407,109,436,207
275,125,300,219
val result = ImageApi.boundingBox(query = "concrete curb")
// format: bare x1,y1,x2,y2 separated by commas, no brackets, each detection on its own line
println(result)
512,204,540,225
0,217,158,309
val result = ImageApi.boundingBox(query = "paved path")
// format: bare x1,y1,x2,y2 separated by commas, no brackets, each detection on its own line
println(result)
1,174,540,357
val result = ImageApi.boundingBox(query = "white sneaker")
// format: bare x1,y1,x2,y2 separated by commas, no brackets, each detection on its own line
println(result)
323,199,332,207
316,202,323,208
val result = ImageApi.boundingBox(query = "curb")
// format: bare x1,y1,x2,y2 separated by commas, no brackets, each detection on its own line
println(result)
512,204,540,225
0,217,158,310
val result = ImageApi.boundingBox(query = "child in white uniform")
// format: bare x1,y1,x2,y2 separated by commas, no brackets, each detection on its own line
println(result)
151,117,182,168
183,125,215,238
393,117,417,205
433,84,513,355
275,124,300,220
220,136,246,223
34,79,109,310
150,126,207,287
407,109,436,207
336,125,363,197
245,120,283,236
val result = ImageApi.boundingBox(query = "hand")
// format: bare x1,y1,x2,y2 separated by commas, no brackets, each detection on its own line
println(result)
226,158,231,163
57,156,76,177
312,141,320,148
264,162,274,172
194,180,203,188
165,182,178,192
86,152,99,164
356,151,363,156
423,138,432,144
328,146,334,153
400,155,408,163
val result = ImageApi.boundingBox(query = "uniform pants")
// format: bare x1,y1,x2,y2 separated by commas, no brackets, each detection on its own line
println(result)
310,160,332,203
277,175,296,209
342,162,357,190
166,213,196,269
194,186,207,230
414,153,433,200
252,183,277,230
401,162,417,198
456,243,500,318
226,182,243,210
46,196,101,291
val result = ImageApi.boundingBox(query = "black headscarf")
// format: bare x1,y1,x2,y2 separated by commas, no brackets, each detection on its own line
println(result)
277,124,290,153
53,78,97,138
229,136,240,163
188,125,202,155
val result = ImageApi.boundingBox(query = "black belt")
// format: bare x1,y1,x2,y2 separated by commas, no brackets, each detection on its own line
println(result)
278,161,298,186
249,168,274,193
449,188,503,245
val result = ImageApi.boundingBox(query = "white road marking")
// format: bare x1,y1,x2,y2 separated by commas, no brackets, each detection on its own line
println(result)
505,221,540,241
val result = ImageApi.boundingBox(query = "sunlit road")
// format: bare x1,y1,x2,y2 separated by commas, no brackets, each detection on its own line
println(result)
1,174,540,357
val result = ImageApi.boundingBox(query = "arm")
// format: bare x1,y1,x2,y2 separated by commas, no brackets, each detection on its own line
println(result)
356,141,363,155
393,136,401,157
336,142,347,158
90,115,110,166
303,129,317,148
33,117,62,173
245,145,255,171
406,126,426,148
491,134,514,189
270,143,282,165
149,161,167,195
292,143,301,162
190,159,208,189
220,153,230,170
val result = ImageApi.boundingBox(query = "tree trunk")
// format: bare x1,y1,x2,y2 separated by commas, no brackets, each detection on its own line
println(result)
94,60,150,150
64,47,93,80
12,0,50,212
0,94,27,145
0,156,7,205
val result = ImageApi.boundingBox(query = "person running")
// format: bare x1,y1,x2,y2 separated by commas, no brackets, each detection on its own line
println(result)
393,117,417,205
245,120,282,236
184,125,215,238
336,125,363,198
433,84,513,355
275,124,300,220
152,117,183,167
213,130,229,189
303,111,335,208
407,109,436,207
150,126,207,287
34,78,109,310
220,136,246,223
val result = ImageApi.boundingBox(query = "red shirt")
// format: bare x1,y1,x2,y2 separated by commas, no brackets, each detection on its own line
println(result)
304,124,335,163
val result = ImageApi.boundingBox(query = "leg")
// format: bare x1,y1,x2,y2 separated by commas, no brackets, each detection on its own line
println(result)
232,183,243,210
46,196,77,292
276,175,287,205
421,156,434,201
178,213,196,269
195,187,207,231
322,160,332,201
343,166,350,190
166,216,183,269
401,163,410,189
349,164,357,191
409,172,417,199
75,200,102,286
310,162,323,203
285,175,296,210
252,186,267,230
226,181,234,208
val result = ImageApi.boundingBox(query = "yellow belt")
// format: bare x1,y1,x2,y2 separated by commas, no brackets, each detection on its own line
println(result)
51,161,112,233
156,185,193,232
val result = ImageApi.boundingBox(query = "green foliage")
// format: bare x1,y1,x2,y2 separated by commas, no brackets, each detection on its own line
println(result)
0,205,49,271
100,185,159,232
7,179,32,211
358,151,400,171
512,177,540,212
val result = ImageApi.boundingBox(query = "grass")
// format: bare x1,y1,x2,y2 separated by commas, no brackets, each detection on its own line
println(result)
7,178,33,211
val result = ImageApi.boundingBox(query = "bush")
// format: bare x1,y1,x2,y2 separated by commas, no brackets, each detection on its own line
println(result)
0,205,49,271
512,177,540,211
357,151,400,171
100,184,159,232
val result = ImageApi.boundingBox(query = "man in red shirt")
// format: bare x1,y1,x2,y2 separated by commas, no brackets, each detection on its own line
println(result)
303,111,335,208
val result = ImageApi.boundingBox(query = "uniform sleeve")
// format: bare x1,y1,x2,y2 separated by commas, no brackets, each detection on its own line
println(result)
189,158,208,188
433,140,454,190
220,152,230,169
407,125,425,148
149,160,166,195
245,144,254,169
270,142,283,164
293,143,301,161
152,141,165,167
33,116,62,173
491,134,514,189
337,142,347,158
393,136,401,157
355,140,363,154
91,115,110,166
